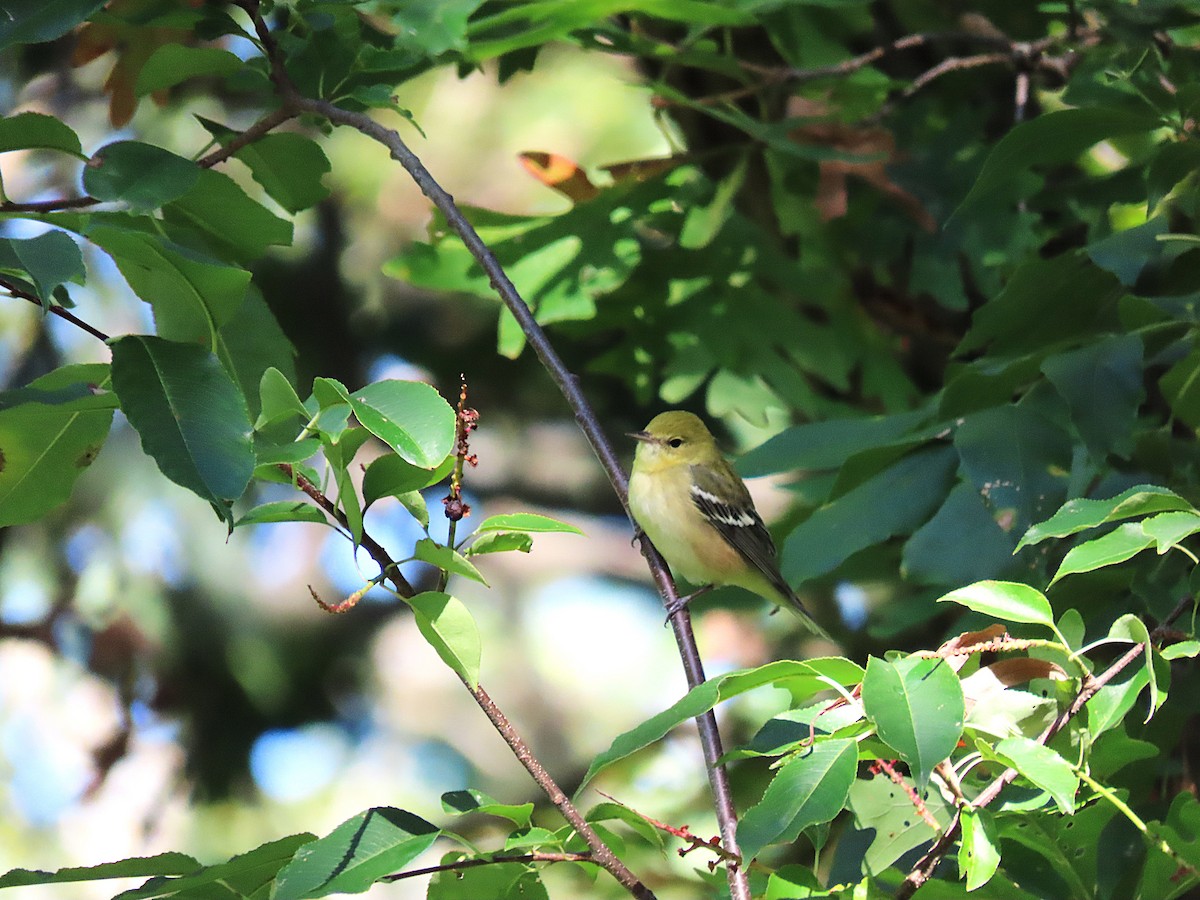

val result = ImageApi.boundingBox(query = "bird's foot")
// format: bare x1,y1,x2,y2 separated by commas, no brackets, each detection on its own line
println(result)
663,585,715,624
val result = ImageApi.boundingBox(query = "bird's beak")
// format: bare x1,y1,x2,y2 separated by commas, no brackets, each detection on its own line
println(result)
627,430,654,443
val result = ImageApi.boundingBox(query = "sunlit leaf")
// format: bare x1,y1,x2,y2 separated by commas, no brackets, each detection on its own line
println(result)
737,739,857,861
273,808,438,899
1017,485,1192,550
937,581,1053,628
862,657,964,787
407,591,482,688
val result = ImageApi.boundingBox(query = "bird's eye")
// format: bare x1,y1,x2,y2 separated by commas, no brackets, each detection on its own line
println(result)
668,438,684,448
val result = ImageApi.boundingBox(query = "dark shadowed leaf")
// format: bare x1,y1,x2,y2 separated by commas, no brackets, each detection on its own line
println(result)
0,364,115,526
83,141,199,210
110,336,254,518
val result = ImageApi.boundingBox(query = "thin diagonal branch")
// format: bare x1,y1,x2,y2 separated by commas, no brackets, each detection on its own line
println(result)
233,8,664,895
383,850,596,883
287,87,750,900
0,276,111,342
281,463,417,598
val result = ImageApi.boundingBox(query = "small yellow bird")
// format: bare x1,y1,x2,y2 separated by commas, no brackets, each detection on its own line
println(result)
628,411,830,638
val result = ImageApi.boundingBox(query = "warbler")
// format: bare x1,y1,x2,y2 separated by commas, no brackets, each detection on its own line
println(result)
628,411,829,638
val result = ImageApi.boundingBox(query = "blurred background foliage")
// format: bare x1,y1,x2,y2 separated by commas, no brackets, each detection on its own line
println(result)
1,0,1200,896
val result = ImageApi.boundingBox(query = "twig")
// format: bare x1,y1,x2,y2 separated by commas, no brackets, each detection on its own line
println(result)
382,850,596,883
440,376,477,591
596,791,742,869
280,463,417,598
869,758,940,831
0,275,111,342
0,107,295,215
897,597,1193,898
194,106,297,168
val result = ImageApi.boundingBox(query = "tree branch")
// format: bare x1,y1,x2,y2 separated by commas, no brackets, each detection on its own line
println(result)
382,850,596,883
232,3,675,894
286,82,750,900
0,276,111,342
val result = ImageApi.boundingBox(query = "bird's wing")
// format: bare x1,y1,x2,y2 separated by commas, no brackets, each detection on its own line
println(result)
688,462,791,599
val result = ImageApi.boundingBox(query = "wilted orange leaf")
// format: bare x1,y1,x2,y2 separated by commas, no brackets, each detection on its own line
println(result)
518,152,598,202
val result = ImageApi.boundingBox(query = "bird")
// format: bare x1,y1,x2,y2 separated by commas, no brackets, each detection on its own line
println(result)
627,410,830,638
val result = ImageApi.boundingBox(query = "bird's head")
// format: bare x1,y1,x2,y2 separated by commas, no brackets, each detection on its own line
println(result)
629,411,721,471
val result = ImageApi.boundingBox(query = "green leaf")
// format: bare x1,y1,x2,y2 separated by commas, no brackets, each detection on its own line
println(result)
936,581,1054,628
1050,522,1156,584
413,537,488,585
1160,347,1200,429
272,808,439,900
6,230,84,309
902,482,1018,587
134,45,244,96
396,490,429,530
254,437,321,468
952,108,1159,218
1041,334,1144,459
87,223,250,340
1016,485,1192,550
362,454,452,507
427,858,547,900
957,254,1121,356
256,366,307,429
579,658,864,792
332,381,456,468
737,411,929,476
1148,140,1200,210
958,807,1001,891
783,445,959,584
736,739,857,861
1162,640,1200,660
1108,614,1160,723
322,427,369,543
199,120,332,214
83,141,200,211
109,336,254,518
586,802,665,852
0,364,115,526
1086,664,1151,736
845,774,952,875
442,790,533,829
1141,511,1200,554
1087,216,1169,286
475,512,583,535
163,168,292,261
407,591,482,688
0,0,108,50
992,735,1078,814
953,403,1072,535
234,501,327,528
108,834,314,899
238,133,332,214
0,112,83,156
465,532,533,555
0,853,199,887
861,657,964,787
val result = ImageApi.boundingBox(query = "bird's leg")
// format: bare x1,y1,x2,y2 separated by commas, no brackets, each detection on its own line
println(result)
664,584,715,621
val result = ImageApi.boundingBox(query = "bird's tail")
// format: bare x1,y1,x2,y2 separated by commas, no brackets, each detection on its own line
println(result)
782,588,833,642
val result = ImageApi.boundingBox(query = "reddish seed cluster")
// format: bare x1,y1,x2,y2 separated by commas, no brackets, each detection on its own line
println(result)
443,496,470,521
